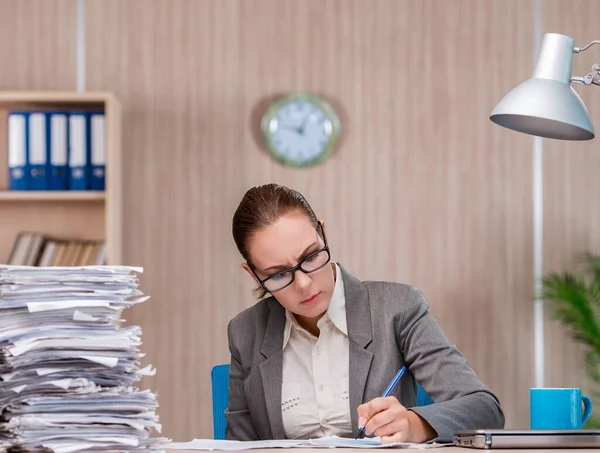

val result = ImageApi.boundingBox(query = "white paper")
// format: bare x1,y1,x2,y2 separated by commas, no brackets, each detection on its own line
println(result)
166,439,303,451
10,384,27,394
73,310,98,321
79,355,119,367
136,364,157,376
1,372,16,381
87,436,140,446
9,337,136,356
43,441,99,453
165,435,448,450
0,264,143,273
36,367,64,376
27,300,110,313
49,378,73,390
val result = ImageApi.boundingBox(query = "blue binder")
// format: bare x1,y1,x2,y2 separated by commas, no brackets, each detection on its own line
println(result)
68,112,90,190
8,112,28,191
28,112,49,190
48,112,69,190
90,112,106,191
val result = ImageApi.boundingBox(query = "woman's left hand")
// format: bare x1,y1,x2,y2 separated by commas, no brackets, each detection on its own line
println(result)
356,396,436,444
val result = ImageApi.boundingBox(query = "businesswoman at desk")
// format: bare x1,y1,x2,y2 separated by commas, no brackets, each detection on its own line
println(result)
226,183,504,443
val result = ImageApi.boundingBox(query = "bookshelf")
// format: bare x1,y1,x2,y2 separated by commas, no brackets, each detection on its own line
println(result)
0,91,122,265
0,191,106,201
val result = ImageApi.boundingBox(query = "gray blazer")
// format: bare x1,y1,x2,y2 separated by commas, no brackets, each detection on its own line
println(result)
225,264,504,441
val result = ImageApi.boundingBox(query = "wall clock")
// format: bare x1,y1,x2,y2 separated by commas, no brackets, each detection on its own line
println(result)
261,93,341,167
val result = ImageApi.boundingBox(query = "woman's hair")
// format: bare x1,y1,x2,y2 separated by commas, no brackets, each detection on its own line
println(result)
232,183,320,298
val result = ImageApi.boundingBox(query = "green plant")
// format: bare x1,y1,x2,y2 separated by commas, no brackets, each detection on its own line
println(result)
539,252,600,428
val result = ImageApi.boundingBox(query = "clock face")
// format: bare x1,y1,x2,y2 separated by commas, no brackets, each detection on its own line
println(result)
261,93,341,167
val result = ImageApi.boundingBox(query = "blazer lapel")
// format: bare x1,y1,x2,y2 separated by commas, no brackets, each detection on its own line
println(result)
340,265,374,431
259,300,286,439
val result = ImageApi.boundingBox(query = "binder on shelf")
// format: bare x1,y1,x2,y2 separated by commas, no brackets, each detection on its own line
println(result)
48,111,69,190
68,111,90,190
90,112,106,191
8,111,28,191
28,112,49,190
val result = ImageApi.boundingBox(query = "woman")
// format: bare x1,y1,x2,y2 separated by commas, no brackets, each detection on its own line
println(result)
226,183,504,443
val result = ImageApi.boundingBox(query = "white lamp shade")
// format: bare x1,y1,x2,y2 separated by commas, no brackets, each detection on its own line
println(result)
490,77,595,140
490,32,595,141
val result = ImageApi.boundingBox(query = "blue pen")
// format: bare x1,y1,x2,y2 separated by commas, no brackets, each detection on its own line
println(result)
354,365,407,440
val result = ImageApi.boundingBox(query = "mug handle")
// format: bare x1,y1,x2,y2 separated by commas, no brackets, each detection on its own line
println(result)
582,395,593,425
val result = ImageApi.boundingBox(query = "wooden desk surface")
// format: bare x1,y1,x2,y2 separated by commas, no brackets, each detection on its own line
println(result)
168,448,581,453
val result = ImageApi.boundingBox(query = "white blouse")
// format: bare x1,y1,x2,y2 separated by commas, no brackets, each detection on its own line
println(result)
281,263,353,439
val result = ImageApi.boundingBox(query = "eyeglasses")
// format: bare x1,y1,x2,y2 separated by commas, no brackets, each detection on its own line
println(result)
250,223,331,293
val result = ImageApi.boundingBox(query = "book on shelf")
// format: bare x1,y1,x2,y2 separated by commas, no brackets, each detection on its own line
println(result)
7,109,106,192
7,232,106,266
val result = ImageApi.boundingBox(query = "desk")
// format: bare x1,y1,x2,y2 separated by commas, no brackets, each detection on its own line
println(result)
169,449,582,453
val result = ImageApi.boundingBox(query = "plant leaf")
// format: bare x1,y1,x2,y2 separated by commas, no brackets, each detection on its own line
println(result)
540,272,600,353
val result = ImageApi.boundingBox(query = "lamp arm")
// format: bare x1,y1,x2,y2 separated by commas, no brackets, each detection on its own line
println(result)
571,39,600,85
571,63,600,86
574,40,600,53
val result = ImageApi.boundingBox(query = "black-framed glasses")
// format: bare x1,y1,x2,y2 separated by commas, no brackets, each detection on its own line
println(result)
250,223,331,293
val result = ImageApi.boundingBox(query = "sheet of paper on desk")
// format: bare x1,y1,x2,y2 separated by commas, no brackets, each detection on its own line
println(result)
166,435,450,450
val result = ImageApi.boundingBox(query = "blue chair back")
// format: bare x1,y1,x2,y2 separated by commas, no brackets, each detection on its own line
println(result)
211,364,230,440
210,364,433,440
416,382,434,407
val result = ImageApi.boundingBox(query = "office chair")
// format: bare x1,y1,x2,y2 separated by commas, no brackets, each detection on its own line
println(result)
211,364,434,440
211,364,230,440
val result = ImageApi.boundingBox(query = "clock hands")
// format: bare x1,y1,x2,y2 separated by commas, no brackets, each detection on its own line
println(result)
278,123,303,134
279,114,313,135
298,113,316,135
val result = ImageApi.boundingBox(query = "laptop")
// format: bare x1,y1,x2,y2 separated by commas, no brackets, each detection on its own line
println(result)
453,429,600,449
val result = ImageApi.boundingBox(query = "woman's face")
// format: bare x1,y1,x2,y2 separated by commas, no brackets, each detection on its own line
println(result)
243,212,335,323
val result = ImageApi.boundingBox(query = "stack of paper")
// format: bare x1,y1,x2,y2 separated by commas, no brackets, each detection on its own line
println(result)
0,265,167,453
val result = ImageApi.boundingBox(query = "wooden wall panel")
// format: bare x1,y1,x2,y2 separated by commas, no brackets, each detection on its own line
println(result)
0,0,78,266
85,0,535,438
0,0,76,90
542,0,600,397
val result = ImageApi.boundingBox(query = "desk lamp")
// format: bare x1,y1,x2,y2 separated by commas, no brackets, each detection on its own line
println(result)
489,33,600,389
490,32,599,140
